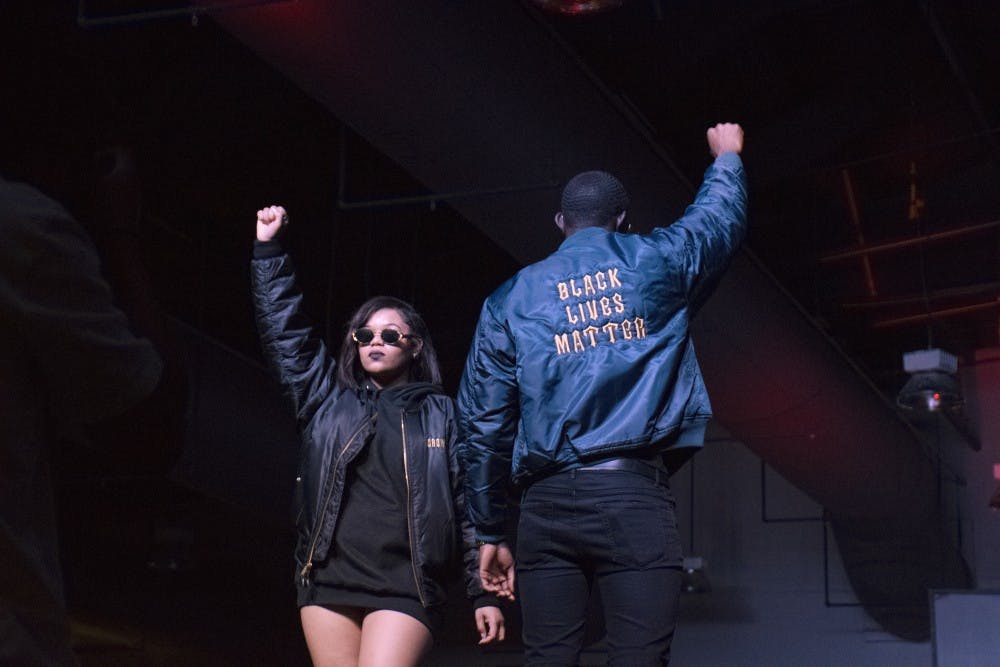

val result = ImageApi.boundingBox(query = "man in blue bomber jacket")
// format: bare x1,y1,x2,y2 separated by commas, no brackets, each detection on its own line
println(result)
458,123,747,666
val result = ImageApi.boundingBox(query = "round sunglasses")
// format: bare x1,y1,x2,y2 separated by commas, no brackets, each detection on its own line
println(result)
352,327,417,346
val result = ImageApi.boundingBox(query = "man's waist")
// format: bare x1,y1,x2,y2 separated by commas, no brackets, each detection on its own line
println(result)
522,449,670,486
573,454,669,485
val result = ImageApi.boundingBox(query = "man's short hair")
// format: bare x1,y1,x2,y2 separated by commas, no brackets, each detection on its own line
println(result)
560,171,629,228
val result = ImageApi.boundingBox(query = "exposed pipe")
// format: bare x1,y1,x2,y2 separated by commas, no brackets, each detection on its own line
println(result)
873,298,1000,329
335,126,559,211
839,169,878,296
760,461,823,524
820,219,1000,262
841,281,1000,309
826,126,1000,173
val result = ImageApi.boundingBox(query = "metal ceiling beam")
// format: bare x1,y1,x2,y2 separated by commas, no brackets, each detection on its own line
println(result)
820,219,1000,263
840,168,879,296
873,299,1000,329
841,281,1000,310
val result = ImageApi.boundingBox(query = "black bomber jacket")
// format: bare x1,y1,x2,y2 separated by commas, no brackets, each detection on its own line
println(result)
251,246,484,608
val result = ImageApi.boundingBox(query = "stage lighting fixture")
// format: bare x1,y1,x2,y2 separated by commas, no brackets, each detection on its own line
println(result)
897,348,962,413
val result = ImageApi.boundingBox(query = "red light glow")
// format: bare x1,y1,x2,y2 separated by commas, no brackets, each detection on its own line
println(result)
531,0,625,15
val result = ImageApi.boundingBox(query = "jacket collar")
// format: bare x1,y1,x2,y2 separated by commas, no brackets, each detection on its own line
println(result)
558,226,612,251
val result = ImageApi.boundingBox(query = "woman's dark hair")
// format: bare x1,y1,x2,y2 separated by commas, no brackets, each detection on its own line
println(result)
336,296,442,389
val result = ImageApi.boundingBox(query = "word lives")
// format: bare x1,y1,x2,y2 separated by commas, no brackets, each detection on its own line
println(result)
553,267,646,355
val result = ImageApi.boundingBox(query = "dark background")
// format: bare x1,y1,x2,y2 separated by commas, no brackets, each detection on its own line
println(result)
3,1,998,664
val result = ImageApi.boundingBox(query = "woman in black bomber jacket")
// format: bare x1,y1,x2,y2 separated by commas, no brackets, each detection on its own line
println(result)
251,205,506,666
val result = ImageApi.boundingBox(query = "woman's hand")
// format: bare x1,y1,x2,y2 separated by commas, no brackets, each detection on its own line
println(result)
256,204,289,242
475,605,505,645
478,542,516,601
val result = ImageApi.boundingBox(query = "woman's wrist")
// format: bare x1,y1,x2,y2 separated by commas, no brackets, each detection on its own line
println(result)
253,239,283,259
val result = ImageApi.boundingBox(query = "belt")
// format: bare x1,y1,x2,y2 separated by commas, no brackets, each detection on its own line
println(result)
573,457,668,485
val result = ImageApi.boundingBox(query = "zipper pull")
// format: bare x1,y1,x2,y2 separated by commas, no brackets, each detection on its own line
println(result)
299,561,313,586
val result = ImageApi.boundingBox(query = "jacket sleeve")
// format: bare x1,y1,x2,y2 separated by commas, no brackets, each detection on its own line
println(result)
445,399,490,601
250,244,336,427
651,151,749,313
457,295,519,544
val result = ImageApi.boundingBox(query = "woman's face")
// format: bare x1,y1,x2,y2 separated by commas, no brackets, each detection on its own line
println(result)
356,307,421,389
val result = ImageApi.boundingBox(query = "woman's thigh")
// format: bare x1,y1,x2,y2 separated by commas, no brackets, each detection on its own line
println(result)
300,604,365,667
358,609,433,667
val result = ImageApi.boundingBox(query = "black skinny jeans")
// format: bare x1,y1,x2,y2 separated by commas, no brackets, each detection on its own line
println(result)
517,467,684,667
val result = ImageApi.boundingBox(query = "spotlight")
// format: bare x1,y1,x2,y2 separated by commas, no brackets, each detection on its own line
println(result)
897,348,962,413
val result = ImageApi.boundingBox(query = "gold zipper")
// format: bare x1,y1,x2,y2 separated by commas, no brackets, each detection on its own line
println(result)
299,417,372,584
401,409,428,607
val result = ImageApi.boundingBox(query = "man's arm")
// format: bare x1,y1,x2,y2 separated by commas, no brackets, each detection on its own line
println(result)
457,298,520,598
445,397,513,602
457,297,519,544
653,122,749,311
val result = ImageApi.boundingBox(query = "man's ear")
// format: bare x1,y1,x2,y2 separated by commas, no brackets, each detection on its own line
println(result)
555,212,566,234
615,211,629,233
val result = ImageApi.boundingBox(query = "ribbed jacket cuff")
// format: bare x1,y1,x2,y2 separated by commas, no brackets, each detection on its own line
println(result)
253,239,284,259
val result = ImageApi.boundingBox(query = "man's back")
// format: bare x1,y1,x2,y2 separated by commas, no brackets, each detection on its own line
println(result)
460,150,747,497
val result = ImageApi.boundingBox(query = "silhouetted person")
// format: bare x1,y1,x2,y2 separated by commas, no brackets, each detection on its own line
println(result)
0,5,187,664
0,155,186,666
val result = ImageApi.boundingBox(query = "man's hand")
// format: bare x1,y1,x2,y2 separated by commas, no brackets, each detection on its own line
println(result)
475,605,506,644
478,542,516,601
707,123,744,158
256,204,289,242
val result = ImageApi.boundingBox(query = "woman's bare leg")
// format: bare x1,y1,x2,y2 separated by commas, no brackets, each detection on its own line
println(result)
300,605,364,667
357,610,433,667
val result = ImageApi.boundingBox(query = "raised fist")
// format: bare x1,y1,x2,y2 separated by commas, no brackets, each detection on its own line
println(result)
706,123,743,158
256,205,289,242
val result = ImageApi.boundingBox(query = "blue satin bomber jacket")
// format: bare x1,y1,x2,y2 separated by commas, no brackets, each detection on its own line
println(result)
457,152,748,543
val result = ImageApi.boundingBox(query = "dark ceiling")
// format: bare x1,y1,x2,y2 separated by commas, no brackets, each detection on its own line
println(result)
6,0,999,399
532,0,1000,392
